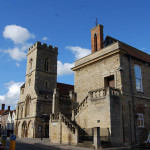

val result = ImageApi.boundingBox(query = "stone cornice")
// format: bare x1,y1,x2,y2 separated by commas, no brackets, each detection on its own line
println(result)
72,42,124,71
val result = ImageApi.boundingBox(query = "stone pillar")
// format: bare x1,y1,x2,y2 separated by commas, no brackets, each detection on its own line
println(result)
69,90,76,102
52,88,59,113
75,128,79,145
72,110,75,121
94,127,101,149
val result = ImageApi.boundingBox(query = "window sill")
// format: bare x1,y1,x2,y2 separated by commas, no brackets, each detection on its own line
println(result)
137,126,144,128
137,91,144,94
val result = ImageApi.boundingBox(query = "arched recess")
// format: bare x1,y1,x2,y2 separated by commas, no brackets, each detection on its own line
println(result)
28,120,33,138
15,121,20,137
25,95,31,117
22,121,28,138
20,106,23,119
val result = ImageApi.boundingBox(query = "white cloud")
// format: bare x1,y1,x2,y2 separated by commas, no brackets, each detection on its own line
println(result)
57,60,74,76
66,46,91,60
3,25,35,44
4,47,26,61
0,81,24,108
2,25,34,61
42,36,48,41
21,43,32,51
16,62,20,67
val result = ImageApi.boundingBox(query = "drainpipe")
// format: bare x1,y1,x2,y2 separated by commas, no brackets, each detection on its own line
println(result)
128,55,136,145
128,101,133,145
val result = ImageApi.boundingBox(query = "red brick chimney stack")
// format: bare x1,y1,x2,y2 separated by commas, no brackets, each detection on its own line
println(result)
1,104,5,110
91,24,104,54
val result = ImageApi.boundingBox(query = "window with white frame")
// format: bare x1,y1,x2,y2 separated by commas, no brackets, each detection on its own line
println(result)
137,113,144,127
134,64,143,92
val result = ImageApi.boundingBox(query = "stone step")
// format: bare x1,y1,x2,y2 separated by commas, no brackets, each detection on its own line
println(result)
77,141,93,148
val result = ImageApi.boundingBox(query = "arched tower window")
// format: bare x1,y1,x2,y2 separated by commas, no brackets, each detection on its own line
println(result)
45,80,49,88
94,33,97,52
25,95,31,117
29,59,33,74
44,58,49,72
21,106,23,119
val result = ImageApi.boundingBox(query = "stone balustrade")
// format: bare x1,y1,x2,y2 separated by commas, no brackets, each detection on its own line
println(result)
89,88,106,100
51,113,59,121
61,114,77,134
110,87,120,97
72,87,120,120
51,112,78,134
74,96,88,116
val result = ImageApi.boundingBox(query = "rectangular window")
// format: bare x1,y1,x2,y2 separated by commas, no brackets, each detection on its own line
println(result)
134,64,143,92
137,113,144,127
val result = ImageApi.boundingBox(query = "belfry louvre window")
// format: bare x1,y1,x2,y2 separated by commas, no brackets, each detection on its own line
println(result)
134,64,143,92
44,58,49,71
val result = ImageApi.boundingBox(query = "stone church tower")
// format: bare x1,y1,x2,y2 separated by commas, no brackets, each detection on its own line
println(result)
15,42,58,138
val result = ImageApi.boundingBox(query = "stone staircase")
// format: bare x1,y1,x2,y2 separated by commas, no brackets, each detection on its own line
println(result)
50,87,120,146
72,88,107,121
72,95,89,120
51,112,78,134
77,141,93,148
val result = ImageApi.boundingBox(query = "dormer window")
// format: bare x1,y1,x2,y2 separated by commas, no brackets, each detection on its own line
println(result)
134,64,143,92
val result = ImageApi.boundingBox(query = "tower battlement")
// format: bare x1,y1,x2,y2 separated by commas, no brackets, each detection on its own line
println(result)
28,41,58,54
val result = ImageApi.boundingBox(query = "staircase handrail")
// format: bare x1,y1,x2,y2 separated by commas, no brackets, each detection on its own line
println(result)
74,95,88,116
61,113,78,134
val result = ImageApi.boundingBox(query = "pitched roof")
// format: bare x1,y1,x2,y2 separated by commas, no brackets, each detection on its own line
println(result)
105,36,150,63
57,82,74,96
0,110,9,115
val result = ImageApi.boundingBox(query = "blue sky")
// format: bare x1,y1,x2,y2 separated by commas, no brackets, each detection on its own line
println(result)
0,0,150,109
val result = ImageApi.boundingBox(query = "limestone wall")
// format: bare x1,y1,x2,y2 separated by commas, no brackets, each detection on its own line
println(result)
74,53,121,103
49,120,78,145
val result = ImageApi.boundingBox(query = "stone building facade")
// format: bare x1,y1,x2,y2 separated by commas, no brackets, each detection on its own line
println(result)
50,24,150,146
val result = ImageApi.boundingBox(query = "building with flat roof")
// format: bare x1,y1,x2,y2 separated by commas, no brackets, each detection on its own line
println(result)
50,24,150,146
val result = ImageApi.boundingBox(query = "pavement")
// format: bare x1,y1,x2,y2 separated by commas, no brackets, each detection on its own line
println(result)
4,138,132,150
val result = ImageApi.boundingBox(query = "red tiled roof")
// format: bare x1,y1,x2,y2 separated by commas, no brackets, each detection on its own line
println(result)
105,36,150,63
57,82,74,96
121,44,150,63
0,110,8,115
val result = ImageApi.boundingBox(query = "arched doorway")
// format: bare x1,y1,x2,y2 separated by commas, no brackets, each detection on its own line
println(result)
22,121,28,138
28,121,33,138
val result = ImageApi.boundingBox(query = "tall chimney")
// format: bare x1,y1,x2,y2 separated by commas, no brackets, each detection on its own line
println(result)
91,24,104,54
8,106,10,110
1,104,5,110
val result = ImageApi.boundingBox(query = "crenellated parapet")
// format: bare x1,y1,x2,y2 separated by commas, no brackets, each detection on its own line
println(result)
27,41,58,55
